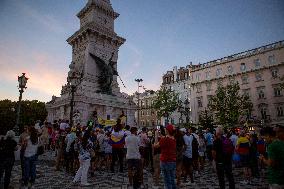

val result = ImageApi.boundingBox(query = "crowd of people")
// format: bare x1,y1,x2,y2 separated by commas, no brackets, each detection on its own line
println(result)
0,118,284,189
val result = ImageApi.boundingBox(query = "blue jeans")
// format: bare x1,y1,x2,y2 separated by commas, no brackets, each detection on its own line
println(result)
23,155,38,185
160,162,176,189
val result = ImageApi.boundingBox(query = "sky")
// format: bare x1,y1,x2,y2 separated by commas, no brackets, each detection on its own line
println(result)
0,0,283,102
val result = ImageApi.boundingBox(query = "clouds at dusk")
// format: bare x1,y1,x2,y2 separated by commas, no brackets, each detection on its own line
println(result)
0,38,67,101
0,0,283,102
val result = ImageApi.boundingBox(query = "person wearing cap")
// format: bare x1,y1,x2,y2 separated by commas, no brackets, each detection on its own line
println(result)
0,130,18,189
154,124,177,189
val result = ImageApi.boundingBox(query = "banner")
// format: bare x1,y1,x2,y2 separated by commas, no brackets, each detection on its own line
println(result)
98,117,117,126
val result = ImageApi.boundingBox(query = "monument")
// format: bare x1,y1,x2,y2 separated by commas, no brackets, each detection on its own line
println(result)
46,0,136,126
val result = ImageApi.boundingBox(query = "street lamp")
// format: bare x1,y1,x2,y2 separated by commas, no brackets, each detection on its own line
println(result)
68,72,81,127
15,73,28,136
135,78,143,127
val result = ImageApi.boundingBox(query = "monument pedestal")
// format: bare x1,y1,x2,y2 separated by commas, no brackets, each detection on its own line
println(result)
46,92,136,126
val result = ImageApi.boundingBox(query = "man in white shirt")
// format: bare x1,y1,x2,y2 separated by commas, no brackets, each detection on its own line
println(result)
65,128,77,173
183,129,194,184
125,126,142,189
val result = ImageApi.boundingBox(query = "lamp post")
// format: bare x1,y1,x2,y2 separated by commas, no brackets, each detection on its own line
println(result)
68,72,81,127
135,78,143,128
15,73,28,136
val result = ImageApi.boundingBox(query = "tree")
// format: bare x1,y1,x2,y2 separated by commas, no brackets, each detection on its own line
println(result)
199,108,214,130
152,88,179,123
0,99,47,135
208,82,253,128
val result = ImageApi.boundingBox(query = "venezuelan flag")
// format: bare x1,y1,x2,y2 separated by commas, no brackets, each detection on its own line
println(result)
109,132,125,148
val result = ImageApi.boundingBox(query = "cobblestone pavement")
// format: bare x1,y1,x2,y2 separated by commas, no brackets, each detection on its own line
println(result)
8,151,268,189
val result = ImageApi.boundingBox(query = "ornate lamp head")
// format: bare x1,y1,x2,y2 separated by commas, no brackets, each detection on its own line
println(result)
18,73,28,89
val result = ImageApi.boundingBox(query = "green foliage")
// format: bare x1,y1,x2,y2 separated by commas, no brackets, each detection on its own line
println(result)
152,88,179,119
0,99,47,135
208,82,253,128
198,109,214,130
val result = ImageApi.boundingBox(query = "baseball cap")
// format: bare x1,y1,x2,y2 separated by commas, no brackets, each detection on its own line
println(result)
166,124,175,134
180,128,186,133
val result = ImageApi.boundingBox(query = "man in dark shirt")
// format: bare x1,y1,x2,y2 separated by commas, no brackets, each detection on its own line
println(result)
0,130,18,189
212,127,235,189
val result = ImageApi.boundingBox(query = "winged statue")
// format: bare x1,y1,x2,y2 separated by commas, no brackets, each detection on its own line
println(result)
89,52,118,94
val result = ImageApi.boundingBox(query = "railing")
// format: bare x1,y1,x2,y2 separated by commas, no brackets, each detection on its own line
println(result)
191,40,284,71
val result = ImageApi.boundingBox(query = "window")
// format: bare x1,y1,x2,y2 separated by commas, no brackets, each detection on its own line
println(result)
207,95,213,105
240,63,246,71
255,72,263,81
241,75,249,84
206,82,212,91
257,87,265,99
196,73,201,81
268,55,276,64
274,87,282,97
254,59,261,68
184,72,189,79
227,65,234,74
205,71,211,80
216,68,222,77
242,89,250,97
271,68,278,78
277,106,284,117
177,74,180,81
196,84,202,93
197,97,203,107
260,107,267,119
169,86,172,91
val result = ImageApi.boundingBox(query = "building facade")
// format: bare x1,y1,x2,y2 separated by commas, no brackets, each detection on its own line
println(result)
190,40,284,125
139,91,160,127
162,66,191,124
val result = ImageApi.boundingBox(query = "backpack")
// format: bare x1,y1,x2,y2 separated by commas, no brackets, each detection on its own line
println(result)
191,135,199,158
222,137,234,156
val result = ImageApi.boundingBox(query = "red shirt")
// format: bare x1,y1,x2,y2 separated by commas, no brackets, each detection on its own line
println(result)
159,136,176,162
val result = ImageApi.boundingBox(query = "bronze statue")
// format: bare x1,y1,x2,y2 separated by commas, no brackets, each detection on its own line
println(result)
89,52,118,94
